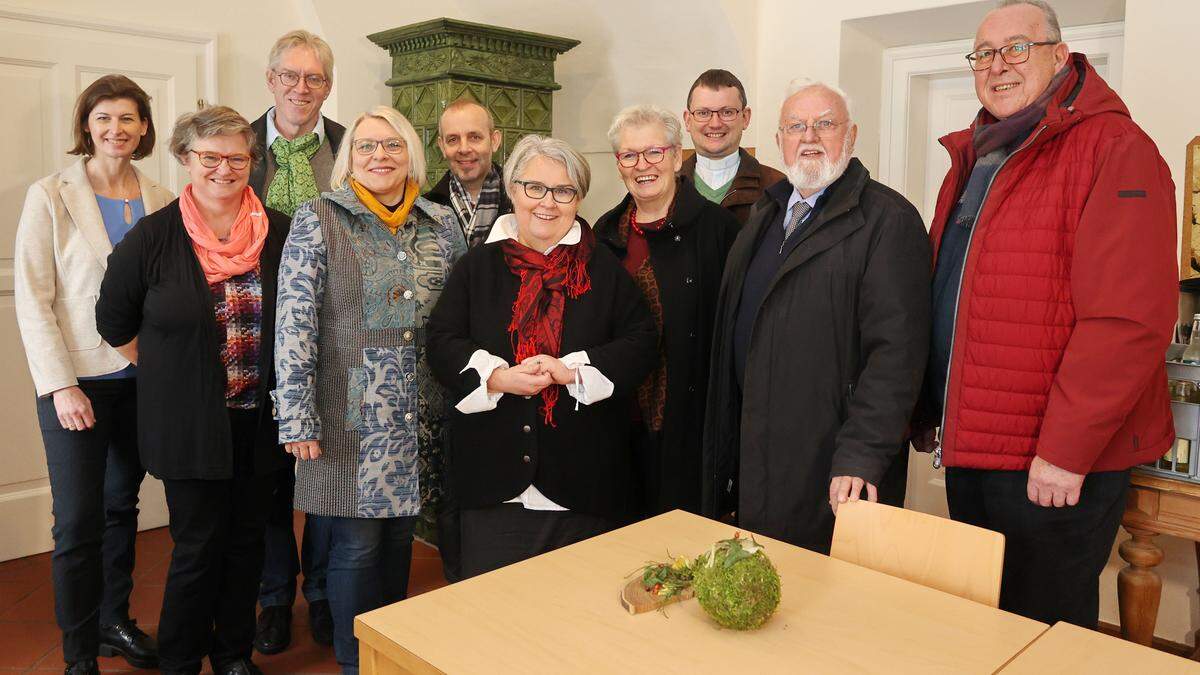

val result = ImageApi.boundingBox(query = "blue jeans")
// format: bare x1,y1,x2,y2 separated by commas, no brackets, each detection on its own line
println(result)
324,515,415,674
38,378,145,663
259,461,330,607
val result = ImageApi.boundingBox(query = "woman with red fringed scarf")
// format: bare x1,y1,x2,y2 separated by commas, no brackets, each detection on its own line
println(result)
427,134,658,578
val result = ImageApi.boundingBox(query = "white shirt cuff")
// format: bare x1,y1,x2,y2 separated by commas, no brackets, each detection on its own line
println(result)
559,351,613,405
455,349,508,414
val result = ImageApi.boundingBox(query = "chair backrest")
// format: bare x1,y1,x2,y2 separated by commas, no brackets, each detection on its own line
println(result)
830,500,1005,607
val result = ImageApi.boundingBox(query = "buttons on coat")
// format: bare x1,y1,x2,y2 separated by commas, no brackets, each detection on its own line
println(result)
522,424,532,433
404,412,414,422
673,235,682,242
684,276,694,285
403,330,414,341
523,454,531,463
397,251,407,261
403,289,414,300
404,372,415,382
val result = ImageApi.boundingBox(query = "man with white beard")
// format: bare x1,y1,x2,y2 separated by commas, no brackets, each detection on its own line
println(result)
702,79,932,553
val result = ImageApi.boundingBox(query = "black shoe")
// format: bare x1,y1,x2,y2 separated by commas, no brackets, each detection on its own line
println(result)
253,605,291,655
308,599,334,646
99,620,159,669
65,659,99,675
216,659,264,675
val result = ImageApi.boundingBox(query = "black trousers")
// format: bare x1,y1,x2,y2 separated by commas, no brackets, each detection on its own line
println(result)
37,378,144,663
460,503,614,578
158,409,270,673
946,466,1130,627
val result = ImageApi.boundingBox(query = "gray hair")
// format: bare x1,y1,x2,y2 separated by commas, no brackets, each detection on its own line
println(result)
605,104,682,152
995,0,1062,43
503,134,591,200
330,106,427,190
782,78,854,120
169,105,259,165
268,30,335,83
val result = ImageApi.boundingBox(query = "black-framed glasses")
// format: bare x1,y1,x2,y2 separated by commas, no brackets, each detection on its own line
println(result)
615,145,673,168
274,69,328,90
688,107,743,122
353,138,407,155
189,150,251,170
779,119,846,137
513,179,578,204
965,41,1058,71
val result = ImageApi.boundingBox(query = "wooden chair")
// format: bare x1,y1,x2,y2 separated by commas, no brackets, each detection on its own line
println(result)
830,499,1005,607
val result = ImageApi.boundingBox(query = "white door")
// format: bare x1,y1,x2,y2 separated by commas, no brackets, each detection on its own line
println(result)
0,8,215,562
878,24,1124,517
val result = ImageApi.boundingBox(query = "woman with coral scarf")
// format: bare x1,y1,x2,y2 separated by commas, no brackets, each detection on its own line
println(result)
427,134,658,578
97,106,291,675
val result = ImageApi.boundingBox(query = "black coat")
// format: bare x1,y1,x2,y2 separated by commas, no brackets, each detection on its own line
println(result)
593,180,738,515
96,201,290,480
426,239,658,522
702,159,932,552
248,112,346,200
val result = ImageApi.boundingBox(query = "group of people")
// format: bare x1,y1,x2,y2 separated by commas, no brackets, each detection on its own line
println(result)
12,1,1180,674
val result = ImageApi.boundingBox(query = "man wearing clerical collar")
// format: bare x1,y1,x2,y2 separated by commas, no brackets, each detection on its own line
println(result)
425,99,514,248
678,69,785,225
248,28,345,658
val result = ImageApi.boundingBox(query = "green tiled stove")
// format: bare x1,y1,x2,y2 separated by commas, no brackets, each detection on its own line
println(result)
368,18,580,187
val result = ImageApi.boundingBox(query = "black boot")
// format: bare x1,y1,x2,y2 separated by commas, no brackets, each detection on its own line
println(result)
253,605,292,655
99,620,158,669
308,598,334,646
216,658,264,675
64,659,99,675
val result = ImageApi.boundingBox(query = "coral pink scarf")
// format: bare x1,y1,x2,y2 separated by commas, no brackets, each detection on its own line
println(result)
179,184,269,284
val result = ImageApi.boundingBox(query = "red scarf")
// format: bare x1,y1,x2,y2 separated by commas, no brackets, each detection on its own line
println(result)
622,201,671,278
500,223,595,426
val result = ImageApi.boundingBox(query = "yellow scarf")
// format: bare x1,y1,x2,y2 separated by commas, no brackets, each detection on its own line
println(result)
350,177,419,235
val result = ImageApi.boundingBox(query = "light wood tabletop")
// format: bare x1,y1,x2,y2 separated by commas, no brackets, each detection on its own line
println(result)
999,621,1200,674
356,510,1048,674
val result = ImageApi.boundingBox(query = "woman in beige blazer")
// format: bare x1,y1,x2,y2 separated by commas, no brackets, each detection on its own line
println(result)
13,75,172,675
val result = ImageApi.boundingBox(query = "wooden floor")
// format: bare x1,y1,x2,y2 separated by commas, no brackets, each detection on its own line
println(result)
0,513,448,673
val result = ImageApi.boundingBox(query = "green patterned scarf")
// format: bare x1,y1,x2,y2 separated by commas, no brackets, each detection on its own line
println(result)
266,132,320,216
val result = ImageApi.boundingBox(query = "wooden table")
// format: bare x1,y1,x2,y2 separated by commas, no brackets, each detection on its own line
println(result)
1000,621,1200,674
1119,471,1200,655
356,510,1047,674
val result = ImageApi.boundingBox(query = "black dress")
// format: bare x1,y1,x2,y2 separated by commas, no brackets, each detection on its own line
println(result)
593,180,738,516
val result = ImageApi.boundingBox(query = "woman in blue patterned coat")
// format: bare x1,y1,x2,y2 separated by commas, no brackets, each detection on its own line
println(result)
272,106,465,674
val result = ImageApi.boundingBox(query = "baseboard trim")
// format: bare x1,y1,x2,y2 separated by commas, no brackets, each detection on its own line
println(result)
1096,621,1196,659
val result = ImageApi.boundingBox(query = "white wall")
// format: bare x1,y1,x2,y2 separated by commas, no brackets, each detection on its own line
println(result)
7,0,1200,646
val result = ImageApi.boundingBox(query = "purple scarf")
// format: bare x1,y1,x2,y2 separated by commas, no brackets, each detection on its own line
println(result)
973,64,1072,156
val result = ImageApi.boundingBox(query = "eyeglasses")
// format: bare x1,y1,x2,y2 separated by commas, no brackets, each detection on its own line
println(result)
274,70,328,90
513,179,578,204
353,138,407,155
189,150,251,170
615,146,673,168
688,107,743,122
779,119,846,137
965,41,1058,71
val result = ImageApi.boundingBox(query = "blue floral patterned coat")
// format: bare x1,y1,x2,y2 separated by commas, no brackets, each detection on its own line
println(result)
273,187,465,519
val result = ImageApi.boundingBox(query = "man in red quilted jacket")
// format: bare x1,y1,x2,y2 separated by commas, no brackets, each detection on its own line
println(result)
916,0,1177,626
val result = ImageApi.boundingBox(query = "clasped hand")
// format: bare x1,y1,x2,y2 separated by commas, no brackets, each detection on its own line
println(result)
486,355,574,396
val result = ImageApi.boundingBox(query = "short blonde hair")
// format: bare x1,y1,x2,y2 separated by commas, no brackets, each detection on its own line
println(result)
169,106,258,165
330,106,427,190
268,30,335,83
503,135,591,200
606,104,682,151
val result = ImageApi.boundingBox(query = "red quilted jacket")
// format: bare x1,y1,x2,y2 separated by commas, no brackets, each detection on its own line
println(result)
929,54,1177,474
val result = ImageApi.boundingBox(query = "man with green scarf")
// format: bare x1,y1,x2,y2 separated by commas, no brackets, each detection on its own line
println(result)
248,29,345,657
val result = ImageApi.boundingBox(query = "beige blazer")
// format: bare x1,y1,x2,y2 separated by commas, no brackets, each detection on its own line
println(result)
14,158,174,396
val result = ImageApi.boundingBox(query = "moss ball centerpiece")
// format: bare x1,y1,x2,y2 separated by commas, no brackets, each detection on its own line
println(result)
691,533,781,630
